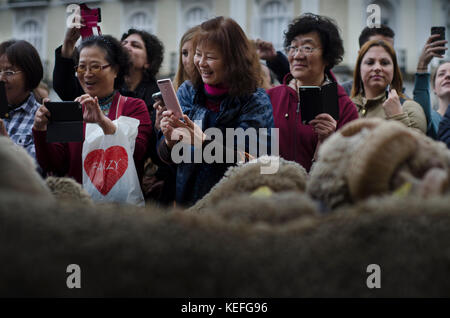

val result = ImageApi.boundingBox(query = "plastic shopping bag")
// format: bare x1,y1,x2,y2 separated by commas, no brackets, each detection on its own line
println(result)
82,116,145,206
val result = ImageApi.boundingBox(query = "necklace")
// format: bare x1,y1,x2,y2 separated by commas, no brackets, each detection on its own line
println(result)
98,91,116,115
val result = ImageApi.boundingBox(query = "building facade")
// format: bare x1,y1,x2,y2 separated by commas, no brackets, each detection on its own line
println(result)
0,0,448,90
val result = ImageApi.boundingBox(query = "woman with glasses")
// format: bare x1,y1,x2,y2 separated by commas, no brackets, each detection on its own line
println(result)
0,40,43,162
267,13,358,172
33,35,152,187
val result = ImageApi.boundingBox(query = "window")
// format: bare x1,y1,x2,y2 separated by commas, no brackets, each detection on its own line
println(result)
260,1,290,50
127,11,153,33
185,6,208,30
20,19,43,56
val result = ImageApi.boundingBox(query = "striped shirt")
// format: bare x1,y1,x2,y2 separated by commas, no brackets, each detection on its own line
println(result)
3,93,39,160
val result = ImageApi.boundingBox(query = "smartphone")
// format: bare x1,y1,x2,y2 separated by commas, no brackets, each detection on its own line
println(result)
157,79,183,119
431,26,446,56
45,101,82,122
0,81,8,119
299,82,339,124
45,101,83,143
79,3,102,39
152,91,165,106
385,84,391,99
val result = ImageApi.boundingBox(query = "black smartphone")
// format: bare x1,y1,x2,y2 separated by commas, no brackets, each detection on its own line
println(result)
299,82,339,124
0,81,8,119
431,26,446,56
45,101,83,143
45,101,82,122
152,91,165,105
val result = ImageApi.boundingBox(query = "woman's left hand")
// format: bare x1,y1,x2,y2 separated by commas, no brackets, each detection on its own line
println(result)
76,94,104,124
383,88,403,117
76,94,116,135
173,114,207,147
309,113,337,142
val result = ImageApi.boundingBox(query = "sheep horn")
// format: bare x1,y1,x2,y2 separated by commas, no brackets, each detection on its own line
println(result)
339,118,384,137
346,123,417,200
418,168,449,198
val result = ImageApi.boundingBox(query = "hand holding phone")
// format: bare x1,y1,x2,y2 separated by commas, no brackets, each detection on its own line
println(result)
157,79,183,119
431,26,446,56
45,101,83,142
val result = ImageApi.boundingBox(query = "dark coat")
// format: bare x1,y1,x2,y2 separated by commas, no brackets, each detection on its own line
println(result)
159,81,275,207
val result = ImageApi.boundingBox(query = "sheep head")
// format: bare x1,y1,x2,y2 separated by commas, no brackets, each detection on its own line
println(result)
309,118,450,210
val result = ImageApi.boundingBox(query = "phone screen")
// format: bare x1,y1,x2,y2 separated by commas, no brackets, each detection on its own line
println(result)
431,26,446,56
0,81,8,119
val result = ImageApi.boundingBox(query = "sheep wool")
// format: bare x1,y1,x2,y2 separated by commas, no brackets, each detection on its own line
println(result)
189,156,308,213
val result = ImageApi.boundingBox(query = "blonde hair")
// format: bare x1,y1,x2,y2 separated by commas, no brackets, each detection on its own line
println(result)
173,26,200,91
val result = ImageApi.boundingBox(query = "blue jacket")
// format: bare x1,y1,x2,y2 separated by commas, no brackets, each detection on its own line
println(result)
161,81,274,207
438,105,450,148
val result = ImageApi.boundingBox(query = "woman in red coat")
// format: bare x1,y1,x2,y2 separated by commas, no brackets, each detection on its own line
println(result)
268,13,358,172
33,35,151,186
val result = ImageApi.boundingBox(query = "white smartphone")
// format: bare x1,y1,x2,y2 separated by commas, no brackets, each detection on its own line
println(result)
157,78,183,119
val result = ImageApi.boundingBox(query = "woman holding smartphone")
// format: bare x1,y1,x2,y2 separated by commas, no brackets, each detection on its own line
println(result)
268,13,359,172
158,16,274,207
33,35,152,187
351,39,426,134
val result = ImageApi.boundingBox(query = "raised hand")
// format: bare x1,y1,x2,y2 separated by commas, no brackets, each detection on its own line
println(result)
417,34,448,72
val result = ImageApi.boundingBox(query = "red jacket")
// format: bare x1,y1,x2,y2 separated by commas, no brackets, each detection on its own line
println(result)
33,92,152,184
267,71,358,171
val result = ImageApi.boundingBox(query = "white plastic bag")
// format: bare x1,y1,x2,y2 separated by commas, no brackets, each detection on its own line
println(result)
82,115,145,206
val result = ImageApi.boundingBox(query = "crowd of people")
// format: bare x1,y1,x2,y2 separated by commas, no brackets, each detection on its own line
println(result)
0,12,449,207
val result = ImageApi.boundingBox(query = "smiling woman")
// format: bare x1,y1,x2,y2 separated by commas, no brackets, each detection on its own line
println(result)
157,16,274,207
32,35,152,197
351,40,427,134
0,40,43,162
267,13,359,172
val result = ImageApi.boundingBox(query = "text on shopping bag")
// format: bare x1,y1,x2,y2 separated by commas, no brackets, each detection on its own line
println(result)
83,146,128,195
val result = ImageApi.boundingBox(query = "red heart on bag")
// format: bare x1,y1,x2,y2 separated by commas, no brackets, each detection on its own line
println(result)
84,146,128,195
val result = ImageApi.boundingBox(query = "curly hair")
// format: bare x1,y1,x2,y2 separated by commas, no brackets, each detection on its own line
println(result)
121,29,164,80
76,35,130,89
191,16,262,97
284,13,344,71
0,39,43,91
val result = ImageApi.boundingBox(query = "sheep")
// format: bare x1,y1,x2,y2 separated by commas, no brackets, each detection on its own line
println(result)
189,155,308,213
45,176,93,205
0,136,53,199
2,189,450,297
308,119,450,210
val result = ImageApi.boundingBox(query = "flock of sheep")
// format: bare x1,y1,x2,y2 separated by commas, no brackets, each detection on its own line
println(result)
1,118,450,297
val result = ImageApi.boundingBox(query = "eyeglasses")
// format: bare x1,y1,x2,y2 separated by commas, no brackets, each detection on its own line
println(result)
0,70,22,78
286,45,322,56
75,64,111,75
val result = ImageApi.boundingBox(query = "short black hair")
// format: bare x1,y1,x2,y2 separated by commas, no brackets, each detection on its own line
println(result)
0,40,43,91
76,35,130,89
121,29,164,80
284,13,344,71
358,24,395,48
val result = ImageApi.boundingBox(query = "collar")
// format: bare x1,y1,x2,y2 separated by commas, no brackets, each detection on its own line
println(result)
6,93,36,115
352,91,386,109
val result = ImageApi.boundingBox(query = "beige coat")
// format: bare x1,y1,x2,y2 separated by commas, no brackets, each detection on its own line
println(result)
351,92,427,134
